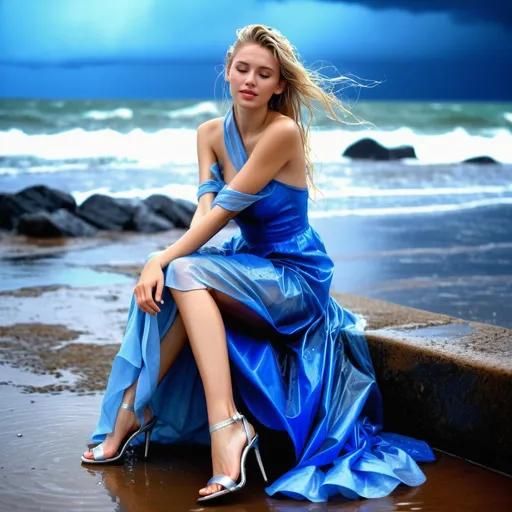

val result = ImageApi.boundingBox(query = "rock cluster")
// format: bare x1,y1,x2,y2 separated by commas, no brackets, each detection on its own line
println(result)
0,185,196,238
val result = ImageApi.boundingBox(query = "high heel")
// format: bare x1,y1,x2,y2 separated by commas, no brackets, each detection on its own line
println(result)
197,412,268,502
81,403,157,464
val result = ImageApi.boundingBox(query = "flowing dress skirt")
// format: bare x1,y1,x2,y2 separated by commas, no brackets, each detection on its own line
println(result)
91,228,434,502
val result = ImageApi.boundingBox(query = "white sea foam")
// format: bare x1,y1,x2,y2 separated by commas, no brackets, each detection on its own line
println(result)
83,108,134,120
1,125,511,166
167,101,220,119
308,197,512,218
310,127,511,164
316,184,512,199
72,183,198,205
0,128,198,166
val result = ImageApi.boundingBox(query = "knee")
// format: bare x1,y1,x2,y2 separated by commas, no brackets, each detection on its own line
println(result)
166,257,207,291
167,257,195,280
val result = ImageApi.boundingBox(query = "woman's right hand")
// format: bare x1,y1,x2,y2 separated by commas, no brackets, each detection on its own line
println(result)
134,257,165,316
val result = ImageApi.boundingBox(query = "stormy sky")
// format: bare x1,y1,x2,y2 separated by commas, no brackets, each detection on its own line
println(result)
0,0,510,100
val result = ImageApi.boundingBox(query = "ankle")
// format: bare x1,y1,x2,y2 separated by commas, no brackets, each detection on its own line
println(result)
208,402,239,427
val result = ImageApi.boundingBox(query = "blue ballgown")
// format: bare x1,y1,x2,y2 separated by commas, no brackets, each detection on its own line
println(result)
91,108,434,502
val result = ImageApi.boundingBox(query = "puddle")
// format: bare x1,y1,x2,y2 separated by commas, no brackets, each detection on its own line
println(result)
0,258,134,291
0,387,510,512
0,228,239,293
405,322,476,340
0,363,78,388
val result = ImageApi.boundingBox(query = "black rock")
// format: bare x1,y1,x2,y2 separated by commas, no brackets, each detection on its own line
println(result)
343,138,417,161
174,198,197,216
144,194,195,228
77,194,138,231
125,203,175,233
0,185,76,230
462,156,499,164
17,209,98,238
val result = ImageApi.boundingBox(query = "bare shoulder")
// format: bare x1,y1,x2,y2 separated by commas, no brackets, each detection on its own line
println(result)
268,113,300,134
197,117,223,139
256,114,303,162
263,114,302,145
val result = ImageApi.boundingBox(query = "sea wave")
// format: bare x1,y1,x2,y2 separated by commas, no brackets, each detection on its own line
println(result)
166,101,220,119
83,108,133,120
1,125,511,167
71,184,199,205
317,184,512,199
309,197,512,218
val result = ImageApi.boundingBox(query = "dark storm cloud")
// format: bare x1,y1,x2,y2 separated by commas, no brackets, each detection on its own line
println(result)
298,1,512,27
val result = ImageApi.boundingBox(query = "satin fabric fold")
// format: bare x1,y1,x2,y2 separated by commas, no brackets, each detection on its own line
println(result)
91,107,434,502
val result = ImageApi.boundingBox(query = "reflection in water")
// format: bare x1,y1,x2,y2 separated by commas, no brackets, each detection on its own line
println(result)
0,383,511,511
81,444,512,512
83,445,256,512
265,496,399,512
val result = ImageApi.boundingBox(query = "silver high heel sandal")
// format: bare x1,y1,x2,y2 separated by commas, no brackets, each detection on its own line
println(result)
197,412,268,502
80,403,157,464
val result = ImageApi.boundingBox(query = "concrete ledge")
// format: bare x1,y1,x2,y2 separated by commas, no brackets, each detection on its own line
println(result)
334,293,512,475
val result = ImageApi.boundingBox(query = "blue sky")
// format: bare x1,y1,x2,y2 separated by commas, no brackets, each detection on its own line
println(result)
0,0,510,100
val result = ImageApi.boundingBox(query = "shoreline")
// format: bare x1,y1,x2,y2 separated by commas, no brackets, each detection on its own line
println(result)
2,201,511,329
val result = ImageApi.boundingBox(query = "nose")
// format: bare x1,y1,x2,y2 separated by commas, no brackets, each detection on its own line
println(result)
244,72,256,87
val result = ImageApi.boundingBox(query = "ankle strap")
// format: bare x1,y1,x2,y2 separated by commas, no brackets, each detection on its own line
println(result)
209,412,244,433
209,412,251,441
120,403,135,412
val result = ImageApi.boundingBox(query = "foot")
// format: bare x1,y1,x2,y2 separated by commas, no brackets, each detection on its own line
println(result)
198,418,255,498
82,406,152,461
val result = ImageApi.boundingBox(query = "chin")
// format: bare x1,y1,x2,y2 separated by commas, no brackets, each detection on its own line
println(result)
233,99,267,110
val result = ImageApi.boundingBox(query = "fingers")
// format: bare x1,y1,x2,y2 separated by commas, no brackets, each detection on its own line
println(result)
144,284,161,315
154,277,164,305
134,283,161,316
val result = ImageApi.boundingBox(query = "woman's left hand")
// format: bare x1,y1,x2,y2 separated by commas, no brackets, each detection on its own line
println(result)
134,257,165,316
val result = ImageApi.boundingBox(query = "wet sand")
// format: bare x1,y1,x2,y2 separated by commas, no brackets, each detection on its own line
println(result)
1,212,511,510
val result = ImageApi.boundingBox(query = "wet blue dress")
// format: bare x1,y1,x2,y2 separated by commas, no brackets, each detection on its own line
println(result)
91,108,434,502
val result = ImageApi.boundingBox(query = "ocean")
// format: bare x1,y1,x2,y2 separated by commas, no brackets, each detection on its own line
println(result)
1,99,511,328
1,99,511,215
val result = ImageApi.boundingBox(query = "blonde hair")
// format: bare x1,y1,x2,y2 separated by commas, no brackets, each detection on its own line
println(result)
225,24,367,191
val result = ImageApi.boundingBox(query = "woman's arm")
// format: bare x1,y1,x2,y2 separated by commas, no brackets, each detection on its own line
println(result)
190,121,218,228
135,117,301,315
156,118,301,267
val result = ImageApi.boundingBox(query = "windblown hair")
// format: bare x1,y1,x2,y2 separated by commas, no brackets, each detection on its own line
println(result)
225,24,366,191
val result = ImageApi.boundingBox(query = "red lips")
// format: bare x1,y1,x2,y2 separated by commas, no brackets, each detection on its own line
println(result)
240,89,257,96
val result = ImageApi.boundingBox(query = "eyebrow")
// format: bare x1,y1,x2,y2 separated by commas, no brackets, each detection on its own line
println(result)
236,61,275,73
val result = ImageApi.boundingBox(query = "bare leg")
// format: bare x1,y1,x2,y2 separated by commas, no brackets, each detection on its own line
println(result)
83,312,187,459
171,288,255,497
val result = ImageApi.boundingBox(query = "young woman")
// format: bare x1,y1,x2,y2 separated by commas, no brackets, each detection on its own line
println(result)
81,24,434,503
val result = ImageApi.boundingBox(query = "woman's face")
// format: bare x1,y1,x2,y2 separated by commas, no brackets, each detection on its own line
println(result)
227,43,285,109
